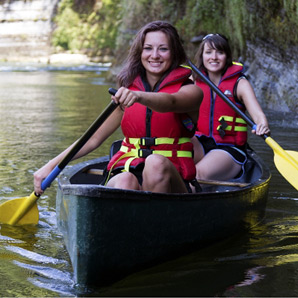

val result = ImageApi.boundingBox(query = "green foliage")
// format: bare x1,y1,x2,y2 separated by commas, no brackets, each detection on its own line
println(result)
170,0,298,57
52,0,121,55
246,0,298,48
52,4,81,51
52,0,298,59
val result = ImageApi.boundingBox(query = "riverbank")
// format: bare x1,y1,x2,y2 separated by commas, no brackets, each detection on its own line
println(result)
0,52,112,66
1,46,298,115
244,40,298,113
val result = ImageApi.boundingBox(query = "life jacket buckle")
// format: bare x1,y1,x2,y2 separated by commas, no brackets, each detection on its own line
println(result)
218,118,228,138
138,148,153,158
140,137,156,146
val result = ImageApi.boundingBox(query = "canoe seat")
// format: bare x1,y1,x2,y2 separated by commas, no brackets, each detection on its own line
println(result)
109,139,122,160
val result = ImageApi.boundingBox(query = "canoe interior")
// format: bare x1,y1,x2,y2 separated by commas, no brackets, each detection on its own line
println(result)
68,151,264,191
56,149,271,286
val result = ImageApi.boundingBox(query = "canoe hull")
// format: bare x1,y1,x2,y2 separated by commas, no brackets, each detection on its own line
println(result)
56,151,270,286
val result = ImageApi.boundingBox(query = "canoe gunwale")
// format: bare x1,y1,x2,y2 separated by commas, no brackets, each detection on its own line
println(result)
58,150,271,200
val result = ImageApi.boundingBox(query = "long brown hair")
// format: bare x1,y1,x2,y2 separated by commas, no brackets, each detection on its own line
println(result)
193,34,232,80
117,21,187,87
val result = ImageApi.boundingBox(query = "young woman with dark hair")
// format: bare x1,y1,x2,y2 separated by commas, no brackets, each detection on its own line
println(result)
34,21,203,195
192,33,270,182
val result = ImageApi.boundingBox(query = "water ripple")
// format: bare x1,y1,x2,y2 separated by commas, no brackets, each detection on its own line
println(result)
14,260,73,282
0,234,24,244
5,245,67,265
0,186,14,194
28,278,75,297
14,261,75,296
235,266,265,287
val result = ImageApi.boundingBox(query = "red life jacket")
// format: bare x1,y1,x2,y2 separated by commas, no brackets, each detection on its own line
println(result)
195,63,248,146
107,66,196,181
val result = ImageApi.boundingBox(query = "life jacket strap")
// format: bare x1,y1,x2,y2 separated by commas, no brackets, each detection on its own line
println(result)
105,137,193,184
128,137,191,146
120,146,192,158
217,115,247,137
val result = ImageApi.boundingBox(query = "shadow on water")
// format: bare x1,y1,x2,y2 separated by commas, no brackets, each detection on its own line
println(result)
0,64,297,296
84,199,298,297
78,234,261,297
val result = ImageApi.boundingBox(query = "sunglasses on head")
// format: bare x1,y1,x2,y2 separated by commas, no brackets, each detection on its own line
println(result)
202,33,228,41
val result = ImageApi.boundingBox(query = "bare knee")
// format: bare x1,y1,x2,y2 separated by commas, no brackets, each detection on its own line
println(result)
144,155,171,180
195,154,242,181
107,172,139,190
196,163,211,180
142,155,174,192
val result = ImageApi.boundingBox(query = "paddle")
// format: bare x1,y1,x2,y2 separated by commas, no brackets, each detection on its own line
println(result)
0,88,118,225
188,60,298,191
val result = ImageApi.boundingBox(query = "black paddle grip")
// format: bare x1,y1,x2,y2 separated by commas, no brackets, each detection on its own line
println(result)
108,88,117,96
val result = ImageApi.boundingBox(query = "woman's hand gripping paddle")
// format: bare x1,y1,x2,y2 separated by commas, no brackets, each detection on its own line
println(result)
0,88,118,225
188,60,298,191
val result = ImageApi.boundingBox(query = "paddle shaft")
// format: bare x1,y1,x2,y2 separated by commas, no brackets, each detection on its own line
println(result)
41,88,118,191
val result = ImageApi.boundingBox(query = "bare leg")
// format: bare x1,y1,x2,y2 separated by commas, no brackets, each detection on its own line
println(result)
107,172,140,190
142,154,188,193
196,149,242,181
192,136,205,164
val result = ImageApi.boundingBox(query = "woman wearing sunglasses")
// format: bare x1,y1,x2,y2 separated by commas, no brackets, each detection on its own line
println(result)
192,33,270,182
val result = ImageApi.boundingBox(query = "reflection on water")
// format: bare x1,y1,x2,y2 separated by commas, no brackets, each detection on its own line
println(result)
0,223,74,296
0,65,121,297
0,65,298,297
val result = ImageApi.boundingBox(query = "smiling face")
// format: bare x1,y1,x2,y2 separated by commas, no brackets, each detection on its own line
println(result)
141,31,172,87
202,42,227,76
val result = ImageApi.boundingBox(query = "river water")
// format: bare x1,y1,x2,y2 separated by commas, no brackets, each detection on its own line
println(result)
0,64,297,297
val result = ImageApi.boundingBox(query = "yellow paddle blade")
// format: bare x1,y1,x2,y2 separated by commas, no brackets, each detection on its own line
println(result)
265,137,298,190
0,191,39,225
274,151,298,190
